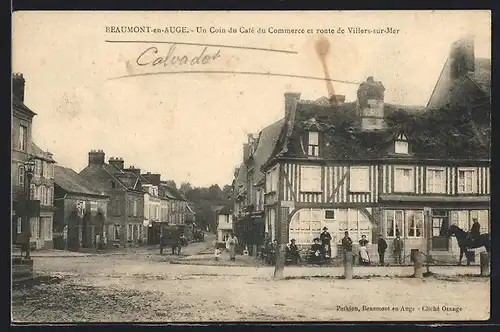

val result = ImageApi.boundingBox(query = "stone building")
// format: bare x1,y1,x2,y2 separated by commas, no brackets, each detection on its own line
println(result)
54,165,109,250
79,152,145,245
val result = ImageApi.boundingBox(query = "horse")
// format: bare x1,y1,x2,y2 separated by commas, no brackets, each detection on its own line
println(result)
447,225,490,266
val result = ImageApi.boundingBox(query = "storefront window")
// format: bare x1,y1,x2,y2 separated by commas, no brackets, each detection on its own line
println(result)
406,210,423,237
385,210,424,238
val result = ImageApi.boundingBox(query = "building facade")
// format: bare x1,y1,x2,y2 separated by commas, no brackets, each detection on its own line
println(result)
12,73,57,250
249,38,490,264
54,165,109,250
29,143,57,249
79,152,145,246
216,205,233,243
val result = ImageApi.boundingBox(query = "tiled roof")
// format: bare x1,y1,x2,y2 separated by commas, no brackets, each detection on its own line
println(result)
55,165,107,196
251,119,284,181
217,204,232,215
468,58,491,98
265,96,490,165
30,142,56,163
160,182,185,200
79,163,142,192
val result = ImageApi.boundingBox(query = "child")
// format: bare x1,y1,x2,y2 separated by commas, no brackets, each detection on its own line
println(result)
214,247,221,261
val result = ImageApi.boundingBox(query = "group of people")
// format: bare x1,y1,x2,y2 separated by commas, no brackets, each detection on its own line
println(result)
214,231,239,261
341,231,404,266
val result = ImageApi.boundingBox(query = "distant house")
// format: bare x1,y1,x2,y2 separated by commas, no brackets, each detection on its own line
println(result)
54,165,109,250
79,152,145,246
427,36,491,109
216,204,233,243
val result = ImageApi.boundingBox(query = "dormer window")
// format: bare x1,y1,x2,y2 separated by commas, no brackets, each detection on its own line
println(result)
394,134,409,155
308,131,320,157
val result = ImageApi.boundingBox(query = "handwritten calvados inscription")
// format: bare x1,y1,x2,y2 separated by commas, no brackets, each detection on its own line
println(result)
135,44,221,67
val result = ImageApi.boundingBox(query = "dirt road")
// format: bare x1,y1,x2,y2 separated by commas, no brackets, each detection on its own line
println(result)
12,238,490,323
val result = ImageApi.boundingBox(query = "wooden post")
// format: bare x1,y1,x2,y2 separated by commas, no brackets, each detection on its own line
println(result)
480,252,489,276
344,251,353,280
413,249,423,278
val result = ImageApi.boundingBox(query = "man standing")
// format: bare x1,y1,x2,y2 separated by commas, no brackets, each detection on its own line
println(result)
320,227,332,258
393,233,404,264
288,239,300,265
341,231,353,264
377,234,388,266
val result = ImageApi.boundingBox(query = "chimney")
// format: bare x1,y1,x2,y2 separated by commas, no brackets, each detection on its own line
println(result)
330,95,346,105
88,149,105,165
13,73,26,102
356,77,386,131
284,92,301,118
450,35,475,79
127,166,141,177
142,172,161,186
243,143,250,162
108,157,124,170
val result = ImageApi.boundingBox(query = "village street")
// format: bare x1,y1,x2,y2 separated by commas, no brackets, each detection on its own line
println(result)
12,233,490,323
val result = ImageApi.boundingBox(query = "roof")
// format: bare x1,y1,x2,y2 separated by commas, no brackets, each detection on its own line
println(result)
217,204,233,215
467,58,491,98
264,96,490,166
250,119,285,184
12,95,37,116
79,163,142,193
159,182,185,201
54,165,107,197
30,142,56,163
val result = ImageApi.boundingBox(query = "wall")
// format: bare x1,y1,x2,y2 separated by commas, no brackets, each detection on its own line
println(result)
217,214,232,230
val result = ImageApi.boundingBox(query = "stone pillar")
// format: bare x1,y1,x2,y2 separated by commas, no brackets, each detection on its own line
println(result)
413,249,423,278
480,252,489,276
344,251,353,280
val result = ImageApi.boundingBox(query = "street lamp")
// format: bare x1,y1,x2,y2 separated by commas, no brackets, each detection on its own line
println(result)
20,157,35,259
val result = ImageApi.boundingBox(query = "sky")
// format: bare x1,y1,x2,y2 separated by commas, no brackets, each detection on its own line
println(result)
12,11,491,187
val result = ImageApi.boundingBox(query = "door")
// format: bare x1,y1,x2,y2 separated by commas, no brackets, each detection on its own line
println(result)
431,210,449,250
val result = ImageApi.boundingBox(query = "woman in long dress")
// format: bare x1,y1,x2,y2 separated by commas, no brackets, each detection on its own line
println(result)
227,232,238,261
358,235,370,266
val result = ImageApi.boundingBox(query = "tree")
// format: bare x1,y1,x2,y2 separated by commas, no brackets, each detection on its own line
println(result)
208,184,223,201
179,182,193,195
164,180,177,189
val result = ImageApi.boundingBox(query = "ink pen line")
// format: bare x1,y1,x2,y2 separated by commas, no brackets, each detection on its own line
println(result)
107,70,363,85
105,40,297,54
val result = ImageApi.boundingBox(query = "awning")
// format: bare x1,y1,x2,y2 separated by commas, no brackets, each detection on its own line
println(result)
379,195,490,204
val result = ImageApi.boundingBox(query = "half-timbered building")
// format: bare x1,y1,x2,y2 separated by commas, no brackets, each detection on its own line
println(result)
258,58,489,263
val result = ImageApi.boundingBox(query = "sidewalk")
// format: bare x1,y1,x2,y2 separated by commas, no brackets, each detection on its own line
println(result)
11,249,92,258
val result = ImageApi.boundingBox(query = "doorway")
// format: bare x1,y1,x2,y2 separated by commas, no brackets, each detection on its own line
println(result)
431,210,449,251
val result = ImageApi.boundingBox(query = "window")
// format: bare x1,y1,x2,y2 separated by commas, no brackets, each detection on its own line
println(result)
266,167,278,193
47,187,53,205
41,186,47,205
451,210,469,231
18,167,25,188
458,169,477,193
427,168,446,194
395,141,408,154
325,210,335,219
385,210,404,237
406,210,424,237
19,125,27,151
335,209,372,244
268,208,276,240
349,166,370,192
300,166,321,192
128,224,133,241
114,224,120,240
307,131,320,157
394,167,414,192
17,217,22,234
289,209,322,245
35,160,41,177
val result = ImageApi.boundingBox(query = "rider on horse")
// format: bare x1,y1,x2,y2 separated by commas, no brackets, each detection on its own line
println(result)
467,218,481,246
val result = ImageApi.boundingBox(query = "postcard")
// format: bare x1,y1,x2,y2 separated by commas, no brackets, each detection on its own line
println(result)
11,10,491,323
